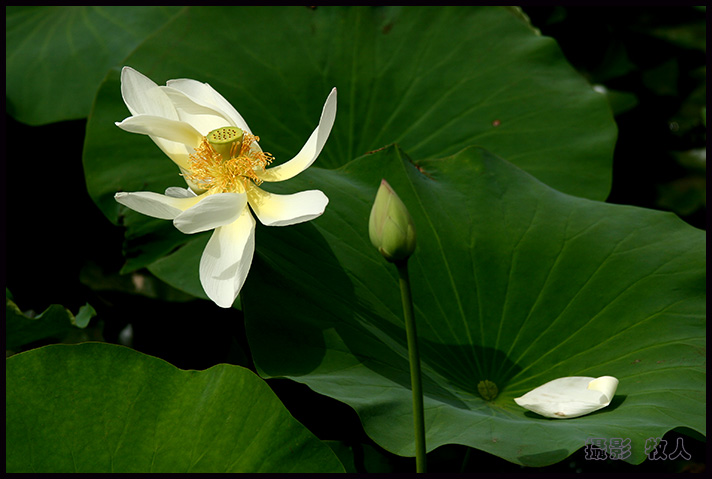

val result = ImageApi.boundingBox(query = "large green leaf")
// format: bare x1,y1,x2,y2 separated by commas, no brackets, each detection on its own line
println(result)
5,342,344,473
5,6,184,124
240,145,705,466
84,6,615,220
82,6,616,296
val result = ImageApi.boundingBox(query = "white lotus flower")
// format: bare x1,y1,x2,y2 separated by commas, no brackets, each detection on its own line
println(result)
514,376,618,419
114,66,337,308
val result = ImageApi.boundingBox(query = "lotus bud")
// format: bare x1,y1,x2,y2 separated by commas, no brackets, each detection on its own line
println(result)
369,179,416,262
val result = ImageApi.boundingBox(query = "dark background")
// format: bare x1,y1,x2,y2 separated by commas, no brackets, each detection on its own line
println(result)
5,6,706,473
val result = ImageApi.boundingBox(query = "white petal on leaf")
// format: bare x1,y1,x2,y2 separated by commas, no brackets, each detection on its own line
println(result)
199,209,256,308
247,187,329,227
514,376,618,419
165,78,251,133
115,191,203,220
257,87,337,182
586,376,619,399
173,192,247,234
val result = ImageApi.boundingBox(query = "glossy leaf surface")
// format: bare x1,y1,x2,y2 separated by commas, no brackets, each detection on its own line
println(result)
82,6,617,295
6,6,184,124
242,146,705,466
5,343,344,473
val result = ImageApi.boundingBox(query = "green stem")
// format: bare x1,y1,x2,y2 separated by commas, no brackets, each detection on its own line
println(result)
395,259,426,473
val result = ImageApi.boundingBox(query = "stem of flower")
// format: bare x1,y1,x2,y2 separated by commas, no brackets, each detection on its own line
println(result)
395,259,426,473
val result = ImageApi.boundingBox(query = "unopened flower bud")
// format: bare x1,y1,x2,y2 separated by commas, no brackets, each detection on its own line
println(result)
369,179,416,262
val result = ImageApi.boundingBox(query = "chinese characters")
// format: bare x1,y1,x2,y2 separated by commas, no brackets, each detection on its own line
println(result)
584,436,691,461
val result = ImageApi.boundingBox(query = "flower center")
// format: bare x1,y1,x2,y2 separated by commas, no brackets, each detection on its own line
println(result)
184,126,273,193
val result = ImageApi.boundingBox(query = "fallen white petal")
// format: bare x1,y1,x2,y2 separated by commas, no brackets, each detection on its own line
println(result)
587,376,619,399
115,191,202,220
165,78,252,133
257,88,337,182
116,115,203,147
247,186,329,226
199,209,256,308
120,66,180,120
514,376,618,419
173,192,247,234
